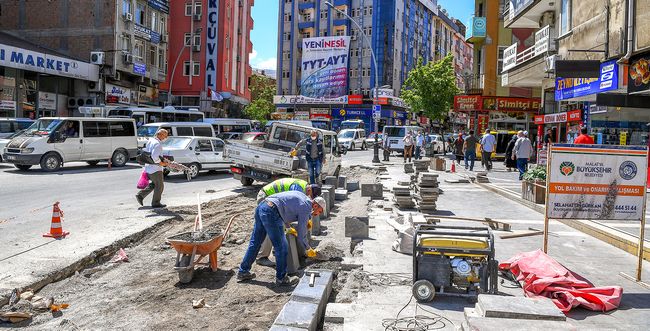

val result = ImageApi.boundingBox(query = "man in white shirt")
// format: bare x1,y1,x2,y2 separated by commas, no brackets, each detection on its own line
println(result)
136,129,169,208
480,129,496,171
415,132,424,160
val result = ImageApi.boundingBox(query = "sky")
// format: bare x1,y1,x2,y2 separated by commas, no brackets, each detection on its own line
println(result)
249,0,475,71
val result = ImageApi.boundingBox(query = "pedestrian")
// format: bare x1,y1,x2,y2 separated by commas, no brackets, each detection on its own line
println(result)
454,134,464,164
513,131,534,180
294,130,325,184
255,178,321,267
574,127,595,144
135,129,169,208
383,138,391,161
504,134,518,172
237,191,326,286
543,128,554,147
415,132,424,160
480,129,496,171
403,131,414,163
463,130,478,171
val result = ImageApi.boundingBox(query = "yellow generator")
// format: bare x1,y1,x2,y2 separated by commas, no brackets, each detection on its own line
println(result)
412,224,498,302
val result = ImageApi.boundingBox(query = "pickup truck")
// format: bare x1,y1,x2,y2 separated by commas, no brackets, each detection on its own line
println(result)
223,122,343,185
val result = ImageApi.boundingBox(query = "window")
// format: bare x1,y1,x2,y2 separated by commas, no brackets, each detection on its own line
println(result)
158,49,165,72
194,2,202,15
149,46,156,66
284,32,291,41
159,16,166,34
193,34,201,46
321,30,328,36
120,34,131,51
194,127,213,137
273,127,306,144
109,121,135,136
559,0,572,35
335,29,345,36
135,2,145,25
184,33,192,46
213,139,225,151
83,121,109,138
134,41,144,61
185,3,192,16
183,61,191,76
282,71,290,79
122,0,131,15
302,32,311,38
284,13,292,22
176,127,193,136
320,10,328,19
197,139,213,152
150,11,157,31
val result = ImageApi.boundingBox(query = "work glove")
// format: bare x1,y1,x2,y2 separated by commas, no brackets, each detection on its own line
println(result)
307,219,313,230
289,149,298,157
306,248,317,258
286,227,297,236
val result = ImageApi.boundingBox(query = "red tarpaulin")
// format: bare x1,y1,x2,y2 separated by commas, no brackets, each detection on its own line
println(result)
499,250,623,313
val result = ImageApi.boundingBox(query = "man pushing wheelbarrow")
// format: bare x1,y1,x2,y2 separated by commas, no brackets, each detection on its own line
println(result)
237,191,326,286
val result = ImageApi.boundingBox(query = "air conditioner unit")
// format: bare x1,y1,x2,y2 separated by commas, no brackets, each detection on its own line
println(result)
123,53,134,63
192,45,201,52
90,51,105,65
124,12,133,21
161,34,168,43
88,80,103,92
193,14,201,21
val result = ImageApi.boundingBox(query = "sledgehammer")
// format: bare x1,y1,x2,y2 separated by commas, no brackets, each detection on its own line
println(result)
305,270,321,287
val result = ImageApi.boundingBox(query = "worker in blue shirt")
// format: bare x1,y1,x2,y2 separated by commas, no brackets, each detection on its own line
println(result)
238,191,326,286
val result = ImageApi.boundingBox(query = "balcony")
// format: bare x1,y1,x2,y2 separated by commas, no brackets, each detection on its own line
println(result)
501,25,556,87
298,2,315,11
333,18,348,27
298,21,315,29
503,0,558,29
462,74,484,95
333,0,349,6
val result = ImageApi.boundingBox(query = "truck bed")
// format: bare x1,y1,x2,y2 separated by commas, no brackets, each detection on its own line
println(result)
223,141,300,176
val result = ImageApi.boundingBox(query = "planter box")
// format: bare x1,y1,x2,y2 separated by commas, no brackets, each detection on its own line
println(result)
521,180,546,204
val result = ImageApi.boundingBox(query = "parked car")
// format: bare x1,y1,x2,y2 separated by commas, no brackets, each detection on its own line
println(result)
0,118,34,138
426,134,446,154
338,129,367,151
0,130,26,162
217,132,243,140
203,118,252,135
365,132,383,147
2,117,137,171
137,122,215,148
161,136,230,179
241,132,267,144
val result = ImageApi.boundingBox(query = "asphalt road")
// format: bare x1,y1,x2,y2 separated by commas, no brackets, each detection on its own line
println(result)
0,149,372,293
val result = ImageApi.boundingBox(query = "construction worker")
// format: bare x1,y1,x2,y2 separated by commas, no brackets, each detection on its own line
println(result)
238,191,326,286
256,178,321,267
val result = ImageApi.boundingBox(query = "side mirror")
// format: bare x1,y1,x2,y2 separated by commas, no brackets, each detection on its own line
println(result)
189,146,193,150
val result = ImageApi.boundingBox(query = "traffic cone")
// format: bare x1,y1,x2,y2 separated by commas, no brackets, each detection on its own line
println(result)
43,202,69,239
451,161,456,173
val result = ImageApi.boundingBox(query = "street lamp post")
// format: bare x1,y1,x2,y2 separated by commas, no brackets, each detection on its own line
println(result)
325,2,380,163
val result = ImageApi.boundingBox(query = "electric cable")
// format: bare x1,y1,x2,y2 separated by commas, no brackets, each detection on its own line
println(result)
381,295,456,331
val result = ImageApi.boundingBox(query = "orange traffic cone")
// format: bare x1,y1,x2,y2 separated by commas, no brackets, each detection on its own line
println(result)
43,202,69,239
451,161,456,173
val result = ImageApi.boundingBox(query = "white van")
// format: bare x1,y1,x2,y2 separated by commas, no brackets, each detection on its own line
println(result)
382,125,424,152
337,129,367,150
136,122,215,148
203,118,252,135
2,117,138,171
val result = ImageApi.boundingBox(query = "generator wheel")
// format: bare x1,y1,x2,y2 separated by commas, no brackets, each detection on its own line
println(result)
412,280,436,302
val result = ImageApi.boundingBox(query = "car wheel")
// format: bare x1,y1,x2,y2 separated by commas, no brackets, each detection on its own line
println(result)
111,149,128,167
362,142,367,150
15,164,32,171
350,143,355,151
40,153,62,172
187,163,201,179
241,176,254,186
87,161,100,166
412,280,436,303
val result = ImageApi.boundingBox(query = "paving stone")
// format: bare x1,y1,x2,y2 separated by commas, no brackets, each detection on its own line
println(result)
286,234,302,274
476,295,566,321
269,325,309,331
322,185,336,206
324,176,338,187
334,189,348,201
291,269,334,319
272,300,320,331
311,215,321,235
337,175,347,189
345,216,369,238
464,316,576,331
321,190,331,218
346,180,359,191
361,183,383,198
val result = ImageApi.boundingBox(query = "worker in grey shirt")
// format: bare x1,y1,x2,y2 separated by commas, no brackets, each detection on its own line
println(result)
238,191,326,285
513,131,534,180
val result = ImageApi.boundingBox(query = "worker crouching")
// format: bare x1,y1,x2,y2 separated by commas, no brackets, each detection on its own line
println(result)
237,191,326,286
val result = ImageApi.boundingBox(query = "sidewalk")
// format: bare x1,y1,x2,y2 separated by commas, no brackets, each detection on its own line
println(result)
324,160,650,330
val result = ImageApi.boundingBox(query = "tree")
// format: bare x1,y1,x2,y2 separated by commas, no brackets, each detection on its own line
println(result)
401,54,459,153
244,73,276,123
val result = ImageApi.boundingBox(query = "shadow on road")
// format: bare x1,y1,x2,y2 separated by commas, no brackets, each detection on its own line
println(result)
3,164,141,176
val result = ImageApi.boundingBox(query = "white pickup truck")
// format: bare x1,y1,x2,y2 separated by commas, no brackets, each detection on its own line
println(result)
223,122,343,185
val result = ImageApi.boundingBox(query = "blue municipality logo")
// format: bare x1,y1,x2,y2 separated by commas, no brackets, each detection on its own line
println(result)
619,161,638,180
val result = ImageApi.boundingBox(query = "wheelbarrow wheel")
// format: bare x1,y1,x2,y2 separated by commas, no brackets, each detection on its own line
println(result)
177,255,195,284
413,280,435,302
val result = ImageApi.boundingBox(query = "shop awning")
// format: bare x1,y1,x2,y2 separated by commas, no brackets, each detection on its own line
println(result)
596,93,650,109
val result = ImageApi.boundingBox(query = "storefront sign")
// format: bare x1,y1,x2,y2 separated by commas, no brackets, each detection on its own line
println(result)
138,85,159,105
567,109,581,122
300,36,350,98
582,103,591,130
348,94,363,105
381,109,407,120
133,62,146,75
0,100,16,110
134,24,154,41
389,97,409,109
310,108,330,115
106,83,132,104
534,25,550,55
0,43,99,81
205,0,218,94
547,144,648,220
620,132,627,145
148,0,169,14
477,114,489,134
334,108,371,118
534,115,545,125
471,17,486,38
502,44,517,73
38,92,56,110
273,95,348,105
555,60,619,100
294,111,310,120
544,112,568,124
373,88,394,97
454,95,481,111
537,148,547,166
628,52,650,94
497,97,541,112
454,95,540,112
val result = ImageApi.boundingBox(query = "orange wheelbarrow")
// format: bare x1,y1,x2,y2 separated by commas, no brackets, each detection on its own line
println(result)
167,214,238,283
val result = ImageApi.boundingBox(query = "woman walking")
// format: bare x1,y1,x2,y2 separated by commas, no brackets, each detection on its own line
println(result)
454,134,464,164
504,134,518,172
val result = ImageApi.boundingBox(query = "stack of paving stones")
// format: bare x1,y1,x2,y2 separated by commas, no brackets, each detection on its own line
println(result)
416,172,439,213
393,185,415,209
413,159,429,172
476,171,490,183
404,162,414,173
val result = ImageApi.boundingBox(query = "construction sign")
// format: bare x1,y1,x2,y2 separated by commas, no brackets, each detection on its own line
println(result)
547,144,648,220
